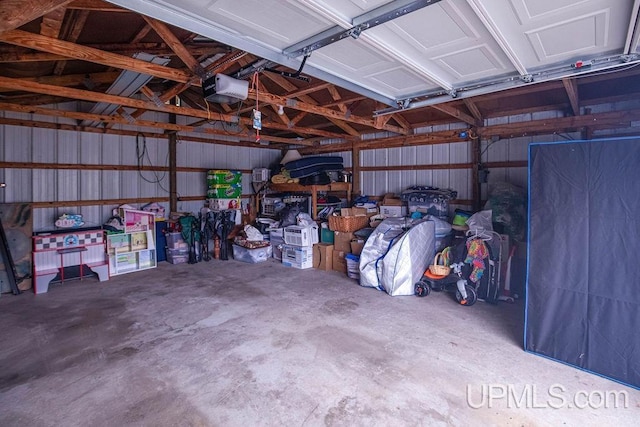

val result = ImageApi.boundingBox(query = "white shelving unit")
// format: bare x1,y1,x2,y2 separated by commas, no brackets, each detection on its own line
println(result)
106,209,157,276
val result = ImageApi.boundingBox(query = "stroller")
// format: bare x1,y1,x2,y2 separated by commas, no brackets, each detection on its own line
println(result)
415,229,502,306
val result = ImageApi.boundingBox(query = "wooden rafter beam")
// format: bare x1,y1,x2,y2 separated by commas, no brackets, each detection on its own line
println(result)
0,71,119,93
104,51,247,130
77,14,192,130
261,72,360,137
0,29,192,83
300,130,467,154
477,109,640,138
323,95,367,109
326,117,360,137
285,82,332,99
0,51,67,62
142,16,205,77
0,75,350,140
0,43,226,63
66,0,126,12
463,99,483,122
269,105,290,125
389,113,412,133
53,9,90,75
290,112,307,127
0,117,276,150
326,86,346,113
1,94,71,105
0,102,311,146
40,7,66,38
0,0,74,35
431,103,479,126
250,89,406,134
375,114,392,128
562,78,580,116
473,80,565,104
130,23,153,44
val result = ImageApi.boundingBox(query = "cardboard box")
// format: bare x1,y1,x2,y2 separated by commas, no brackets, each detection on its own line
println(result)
333,231,355,253
332,250,347,274
208,198,240,210
206,184,242,199
270,229,284,261
282,244,313,269
207,169,242,185
363,206,379,217
313,243,334,270
284,224,319,247
340,207,368,217
350,239,364,256
380,205,407,217
382,193,403,206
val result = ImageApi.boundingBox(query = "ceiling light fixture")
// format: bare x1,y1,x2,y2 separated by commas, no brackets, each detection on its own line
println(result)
277,105,285,115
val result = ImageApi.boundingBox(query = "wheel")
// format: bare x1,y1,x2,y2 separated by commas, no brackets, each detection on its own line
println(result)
414,282,431,297
455,284,478,306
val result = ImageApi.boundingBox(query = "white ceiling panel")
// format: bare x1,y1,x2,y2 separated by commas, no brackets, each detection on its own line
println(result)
518,0,596,20
525,10,608,60
297,0,391,22
109,0,639,107
435,44,507,78
389,2,477,50
474,0,634,69
359,1,516,87
181,0,335,49
311,37,393,73
370,67,427,92
308,37,436,96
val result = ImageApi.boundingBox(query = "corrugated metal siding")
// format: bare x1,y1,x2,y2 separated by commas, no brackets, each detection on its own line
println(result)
360,142,470,198
480,109,586,199
3,100,638,229
0,106,280,230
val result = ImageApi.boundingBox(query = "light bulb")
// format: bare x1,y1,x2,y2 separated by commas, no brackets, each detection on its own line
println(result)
277,105,284,115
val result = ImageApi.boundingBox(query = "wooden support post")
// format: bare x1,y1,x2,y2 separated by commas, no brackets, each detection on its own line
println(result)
351,145,361,202
0,218,20,295
471,137,481,211
169,98,177,212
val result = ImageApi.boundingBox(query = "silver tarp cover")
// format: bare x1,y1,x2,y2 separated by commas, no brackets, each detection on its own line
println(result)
359,218,435,296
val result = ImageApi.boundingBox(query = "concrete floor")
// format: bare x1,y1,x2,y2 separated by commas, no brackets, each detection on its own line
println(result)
0,259,638,426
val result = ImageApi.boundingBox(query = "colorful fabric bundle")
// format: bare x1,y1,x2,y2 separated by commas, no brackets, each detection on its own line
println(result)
465,238,489,283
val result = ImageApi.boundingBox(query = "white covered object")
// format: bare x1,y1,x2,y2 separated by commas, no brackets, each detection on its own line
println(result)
359,218,435,296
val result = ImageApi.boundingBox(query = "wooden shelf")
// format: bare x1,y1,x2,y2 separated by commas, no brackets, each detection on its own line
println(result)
269,182,351,219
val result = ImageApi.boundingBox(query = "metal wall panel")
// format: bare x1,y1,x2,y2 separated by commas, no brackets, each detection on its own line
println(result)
79,132,103,165
360,139,471,197
3,102,638,229
6,121,32,162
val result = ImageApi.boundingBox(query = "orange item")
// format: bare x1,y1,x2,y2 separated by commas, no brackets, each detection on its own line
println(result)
424,270,447,280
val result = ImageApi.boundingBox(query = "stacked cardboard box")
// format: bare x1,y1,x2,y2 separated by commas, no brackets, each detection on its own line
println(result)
331,230,354,274
312,243,333,271
281,223,318,269
380,193,407,217
206,169,242,208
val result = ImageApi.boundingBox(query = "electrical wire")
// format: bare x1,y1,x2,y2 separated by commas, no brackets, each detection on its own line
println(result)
251,71,261,143
135,133,170,194
479,138,500,158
